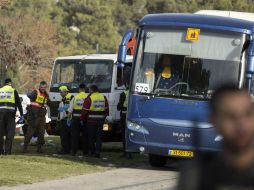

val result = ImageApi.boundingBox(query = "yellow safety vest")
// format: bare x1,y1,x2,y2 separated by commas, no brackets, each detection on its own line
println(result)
123,90,129,109
73,92,88,111
0,85,15,110
65,93,72,105
35,90,48,104
31,90,48,108
90,92,105,112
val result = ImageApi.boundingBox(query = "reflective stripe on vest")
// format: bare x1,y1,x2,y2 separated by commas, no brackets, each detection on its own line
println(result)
89,92,105,112
73,92,87,111
0,85,15,110
88,92,106,119
73,92,87,117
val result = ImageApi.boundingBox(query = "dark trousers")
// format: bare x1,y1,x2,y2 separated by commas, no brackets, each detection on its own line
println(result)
0,109,16,154
24,108,46,148
87,121,104,155
120,114,127,152
71,118,88,154
60,119,71,153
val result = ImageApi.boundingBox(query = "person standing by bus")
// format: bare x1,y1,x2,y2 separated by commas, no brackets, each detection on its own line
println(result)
57,86,73,155
81,85,109,158
0,78,23,155
68,84,88,156
117,66,132,158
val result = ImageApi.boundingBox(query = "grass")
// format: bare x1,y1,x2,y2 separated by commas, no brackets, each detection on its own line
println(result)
0,136,147,186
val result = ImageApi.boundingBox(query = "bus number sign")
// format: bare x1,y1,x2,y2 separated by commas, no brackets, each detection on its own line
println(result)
135,83,150,93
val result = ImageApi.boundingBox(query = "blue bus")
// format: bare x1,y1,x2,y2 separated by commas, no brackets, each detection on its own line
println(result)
117,13,254,167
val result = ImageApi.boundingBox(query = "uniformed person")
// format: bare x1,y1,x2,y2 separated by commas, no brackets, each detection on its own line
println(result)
68,84,88,156
23,81,51,153
0,78,23,155
57,86,73,155
117,66,132,158
117,88,132,158
81,85,109,158
155,55,179,89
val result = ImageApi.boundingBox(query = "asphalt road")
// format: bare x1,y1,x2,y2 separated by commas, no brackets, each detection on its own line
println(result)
0,167,178,190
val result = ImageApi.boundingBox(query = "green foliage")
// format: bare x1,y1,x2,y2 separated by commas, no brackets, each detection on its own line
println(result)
1,0,254,92
2,0,254,56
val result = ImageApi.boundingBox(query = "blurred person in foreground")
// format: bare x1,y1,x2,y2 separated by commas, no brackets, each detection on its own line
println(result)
178,85,254,190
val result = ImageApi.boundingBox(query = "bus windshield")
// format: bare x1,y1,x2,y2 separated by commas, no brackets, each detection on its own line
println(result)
51,59,114,93
132,28,245,99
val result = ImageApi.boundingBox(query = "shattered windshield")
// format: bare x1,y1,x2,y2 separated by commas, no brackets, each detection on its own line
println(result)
51,59,114,93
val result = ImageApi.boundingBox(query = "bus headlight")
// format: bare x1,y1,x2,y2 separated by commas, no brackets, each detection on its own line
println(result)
214,135,223,142
127,121,149,134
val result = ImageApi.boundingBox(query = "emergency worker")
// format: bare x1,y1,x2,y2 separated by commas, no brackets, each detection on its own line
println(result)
58,86,73,154
0,78,23,155
117,66,132,158
156,55,179,89
68,84,88,156
23,81,51,153
81,85,109,158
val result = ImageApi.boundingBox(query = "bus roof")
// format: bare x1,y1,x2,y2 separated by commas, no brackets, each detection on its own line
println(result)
139,13,254,34
55,54,133,63
196,10,254,22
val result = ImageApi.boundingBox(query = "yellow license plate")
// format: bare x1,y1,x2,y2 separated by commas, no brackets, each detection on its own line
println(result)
169,149,194,158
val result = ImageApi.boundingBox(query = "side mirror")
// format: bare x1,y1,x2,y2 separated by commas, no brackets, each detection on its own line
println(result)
117,29,135,64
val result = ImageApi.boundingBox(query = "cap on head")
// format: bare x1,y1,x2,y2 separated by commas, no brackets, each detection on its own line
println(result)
59,85,69,92
5,78,12,85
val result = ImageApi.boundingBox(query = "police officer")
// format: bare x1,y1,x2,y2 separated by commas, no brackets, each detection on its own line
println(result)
0,78,23,155
81,85,109,158
23,81,51,153
58,86,73,155
68,84,88,156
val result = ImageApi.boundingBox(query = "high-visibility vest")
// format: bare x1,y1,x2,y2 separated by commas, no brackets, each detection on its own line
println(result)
73,92,87,117
30,90,48,108
64,93,72,106
122,90,129,114
0,85,15,110
88,92,106,119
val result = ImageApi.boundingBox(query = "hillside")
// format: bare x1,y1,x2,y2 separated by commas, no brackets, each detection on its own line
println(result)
0,0,254,92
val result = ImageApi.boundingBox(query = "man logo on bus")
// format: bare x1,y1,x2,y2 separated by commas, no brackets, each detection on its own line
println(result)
173,132,191,143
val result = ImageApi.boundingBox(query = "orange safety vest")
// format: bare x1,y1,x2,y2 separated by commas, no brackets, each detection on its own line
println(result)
30,90,48,108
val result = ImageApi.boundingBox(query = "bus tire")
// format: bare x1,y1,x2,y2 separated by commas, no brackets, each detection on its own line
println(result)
148,154,167,167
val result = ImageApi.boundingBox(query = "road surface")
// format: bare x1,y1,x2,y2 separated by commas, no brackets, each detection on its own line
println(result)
0,167,178,190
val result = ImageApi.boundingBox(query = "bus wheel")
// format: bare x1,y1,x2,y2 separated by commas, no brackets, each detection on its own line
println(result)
148,154,167,167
